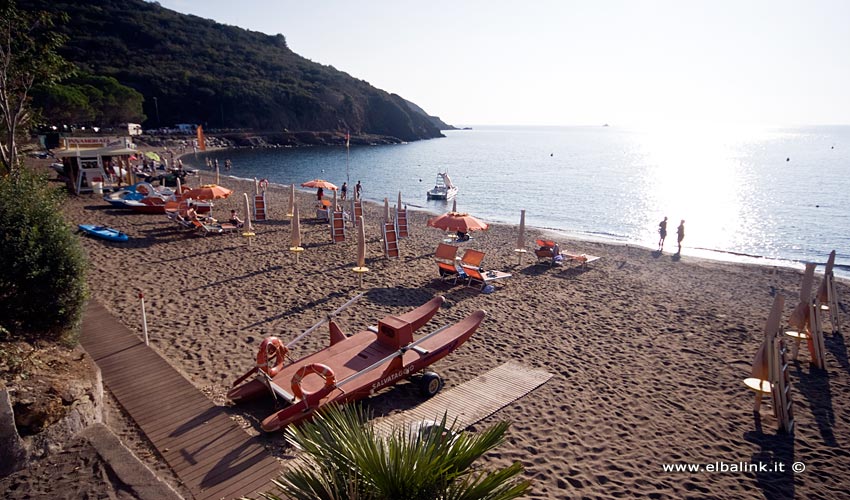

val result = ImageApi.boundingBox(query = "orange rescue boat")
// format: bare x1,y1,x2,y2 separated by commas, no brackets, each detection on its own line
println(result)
227,296,485,432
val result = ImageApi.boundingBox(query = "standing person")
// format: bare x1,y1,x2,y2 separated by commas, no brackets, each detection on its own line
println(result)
676,220,685,255
355,180,362,200
657,216,668,251
340,182,348,200
317,187,324,200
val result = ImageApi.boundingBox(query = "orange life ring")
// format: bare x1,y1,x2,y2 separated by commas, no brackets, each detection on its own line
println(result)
256,337,288,376
291,363,336,402
259,178,269,191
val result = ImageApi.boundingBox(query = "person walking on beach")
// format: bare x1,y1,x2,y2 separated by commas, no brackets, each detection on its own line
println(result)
676,220,685,255
341,182,348,200
355,180,362,200
657,216,668,251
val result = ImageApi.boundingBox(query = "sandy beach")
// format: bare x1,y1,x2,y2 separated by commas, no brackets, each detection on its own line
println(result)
47,170,850,499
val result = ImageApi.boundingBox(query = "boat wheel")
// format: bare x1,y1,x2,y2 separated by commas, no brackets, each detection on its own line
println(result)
418,371,444,397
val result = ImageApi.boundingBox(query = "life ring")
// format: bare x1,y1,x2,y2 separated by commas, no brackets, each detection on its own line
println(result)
291,363,336,402
256,337,288,376
259,178,269,191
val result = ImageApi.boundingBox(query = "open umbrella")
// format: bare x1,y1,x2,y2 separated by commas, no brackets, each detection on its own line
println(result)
301,179,338,190
427,211,489,233
184,184,233,200
144,151,160,161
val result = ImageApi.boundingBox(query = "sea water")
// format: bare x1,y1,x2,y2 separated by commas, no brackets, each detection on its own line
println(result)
184,125,850,279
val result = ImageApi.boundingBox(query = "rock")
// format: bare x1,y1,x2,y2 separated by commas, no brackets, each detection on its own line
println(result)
0,389,28,476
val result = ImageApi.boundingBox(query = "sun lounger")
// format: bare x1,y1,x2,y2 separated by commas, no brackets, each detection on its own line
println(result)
191,219,224,236
461,266,512,290
434,243,460,284
561,252,601,269
534,239,558,266
459,249,485,269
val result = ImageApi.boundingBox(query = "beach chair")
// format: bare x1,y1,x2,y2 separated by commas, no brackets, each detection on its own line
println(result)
434,243,460,284
461,265,512,290
167,211,195,231
459,249,486,269
382,221,399,259
191,219,224,236
562,252,601,269
534,239,558,266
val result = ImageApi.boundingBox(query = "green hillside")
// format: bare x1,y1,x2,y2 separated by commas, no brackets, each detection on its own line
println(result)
19,0,450,141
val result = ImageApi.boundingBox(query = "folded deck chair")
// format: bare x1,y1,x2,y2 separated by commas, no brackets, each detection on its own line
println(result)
435,243,460,284
167,212,195,231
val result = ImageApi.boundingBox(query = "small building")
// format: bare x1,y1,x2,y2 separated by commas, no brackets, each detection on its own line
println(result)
124,123,143,136
54,137,139,195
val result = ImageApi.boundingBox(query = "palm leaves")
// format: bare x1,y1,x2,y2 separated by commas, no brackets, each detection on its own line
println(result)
254,404,530,500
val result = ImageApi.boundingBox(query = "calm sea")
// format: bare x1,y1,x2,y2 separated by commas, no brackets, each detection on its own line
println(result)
185,125,850,279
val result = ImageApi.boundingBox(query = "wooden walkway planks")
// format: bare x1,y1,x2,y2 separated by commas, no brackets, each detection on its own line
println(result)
80,300,280,500
373,361,552,436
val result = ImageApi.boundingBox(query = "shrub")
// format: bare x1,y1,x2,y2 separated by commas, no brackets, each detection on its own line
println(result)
0,169,88,344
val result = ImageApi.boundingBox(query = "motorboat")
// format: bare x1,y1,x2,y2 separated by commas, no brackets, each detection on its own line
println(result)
426,172,458,200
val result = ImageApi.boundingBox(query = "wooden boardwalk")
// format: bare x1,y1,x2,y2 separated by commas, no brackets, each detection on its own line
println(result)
373,362,552,436
80,300,280,500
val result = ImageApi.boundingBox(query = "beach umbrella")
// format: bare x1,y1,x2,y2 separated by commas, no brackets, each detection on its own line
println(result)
514,209,528,265
290,205,305,262
333,188,338,212
242,193,256,244
301,179,338,190
184,184,233,200
398,191,403,212
144,151,160,161
352,216,369,287
287,184,295,217
383,197,391,223
427,211,489,233
451,199,457,213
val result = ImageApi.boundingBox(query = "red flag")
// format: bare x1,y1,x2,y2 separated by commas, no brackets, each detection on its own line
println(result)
197,125,207,151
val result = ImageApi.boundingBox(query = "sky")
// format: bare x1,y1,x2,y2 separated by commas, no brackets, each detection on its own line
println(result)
156,0,850,127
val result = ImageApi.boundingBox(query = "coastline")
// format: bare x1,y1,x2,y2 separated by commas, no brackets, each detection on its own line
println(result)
42,168,850,498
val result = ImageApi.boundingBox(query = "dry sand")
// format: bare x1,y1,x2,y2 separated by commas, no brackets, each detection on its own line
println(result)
50,170,850,498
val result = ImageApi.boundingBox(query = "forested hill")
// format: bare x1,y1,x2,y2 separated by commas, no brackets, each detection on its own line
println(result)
20,0,452,141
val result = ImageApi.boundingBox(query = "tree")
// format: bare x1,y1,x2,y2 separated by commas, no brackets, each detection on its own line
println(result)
32,73,146,127
0,0,73,177
258,404,531,500
0,168,88,343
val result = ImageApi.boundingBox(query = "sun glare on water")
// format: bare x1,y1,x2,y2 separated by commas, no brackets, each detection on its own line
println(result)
633,123,768,252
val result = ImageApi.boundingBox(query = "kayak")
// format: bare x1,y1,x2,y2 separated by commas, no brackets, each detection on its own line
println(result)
78,224,129,242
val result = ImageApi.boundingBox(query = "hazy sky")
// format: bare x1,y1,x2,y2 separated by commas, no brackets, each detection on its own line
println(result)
156,0,850,127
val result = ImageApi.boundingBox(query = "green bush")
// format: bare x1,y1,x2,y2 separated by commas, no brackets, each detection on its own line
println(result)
0,169,88,344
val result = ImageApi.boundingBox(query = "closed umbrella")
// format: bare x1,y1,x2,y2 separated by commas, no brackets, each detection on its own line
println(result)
515,209,528,265
383,198,391,223
451,199,457,213
397,191,403,212
242,193,255,244
288,183,295,217
352,216,369,287
290,205,304,262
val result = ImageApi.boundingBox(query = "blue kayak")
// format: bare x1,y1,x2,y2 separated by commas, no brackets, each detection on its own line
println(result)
78,224,129,242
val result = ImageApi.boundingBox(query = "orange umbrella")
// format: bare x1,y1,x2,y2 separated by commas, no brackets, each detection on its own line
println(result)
301,179,338,190
183,184,233,200
427,211,489,233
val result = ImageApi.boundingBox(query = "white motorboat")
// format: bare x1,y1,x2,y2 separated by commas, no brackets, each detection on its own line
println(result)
426,172,458,200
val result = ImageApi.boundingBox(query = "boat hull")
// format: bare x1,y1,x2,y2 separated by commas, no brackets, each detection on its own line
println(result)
78,224,129,242
259,309,486,432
